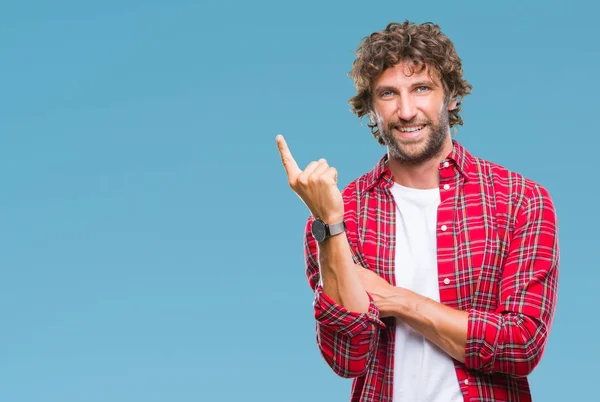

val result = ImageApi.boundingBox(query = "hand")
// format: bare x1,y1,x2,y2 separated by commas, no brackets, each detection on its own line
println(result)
276,134,344,223
356,266,398,317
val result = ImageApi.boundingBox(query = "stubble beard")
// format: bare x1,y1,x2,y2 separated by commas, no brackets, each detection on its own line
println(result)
376,106,451,165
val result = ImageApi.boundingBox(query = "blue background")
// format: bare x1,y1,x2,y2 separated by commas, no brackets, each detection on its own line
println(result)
1,0,595,401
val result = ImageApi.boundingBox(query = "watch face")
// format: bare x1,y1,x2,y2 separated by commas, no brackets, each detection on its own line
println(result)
311,219,327,242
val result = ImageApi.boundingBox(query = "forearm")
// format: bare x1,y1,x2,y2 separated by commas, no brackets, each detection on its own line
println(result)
465,309,549,376
319,233,370,314
314,295,383,378
384,287,468,363
307,220,384,378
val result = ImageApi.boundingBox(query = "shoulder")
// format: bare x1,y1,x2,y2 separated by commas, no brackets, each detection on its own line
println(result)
340,168,378,205
470,154,555,215
339,154,388,201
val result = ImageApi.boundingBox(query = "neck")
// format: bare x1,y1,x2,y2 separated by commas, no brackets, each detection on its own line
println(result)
387,135,453,190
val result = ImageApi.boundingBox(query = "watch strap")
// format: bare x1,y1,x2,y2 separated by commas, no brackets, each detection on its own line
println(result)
327,221,346,237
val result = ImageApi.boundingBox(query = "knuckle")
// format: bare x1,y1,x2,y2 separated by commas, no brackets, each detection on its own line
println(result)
319,172,331,182
297,175,309,186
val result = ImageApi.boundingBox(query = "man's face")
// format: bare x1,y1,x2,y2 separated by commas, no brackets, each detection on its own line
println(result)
371,61,457,164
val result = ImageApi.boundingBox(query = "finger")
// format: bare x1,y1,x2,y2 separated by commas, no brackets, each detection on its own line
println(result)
297,160,321,184
321,167,338,184
276,135,301,178
312,159,330,178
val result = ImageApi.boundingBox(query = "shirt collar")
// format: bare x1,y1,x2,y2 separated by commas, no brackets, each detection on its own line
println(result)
364,140,475,192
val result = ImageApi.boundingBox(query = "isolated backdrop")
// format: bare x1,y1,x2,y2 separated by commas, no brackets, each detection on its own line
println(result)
1,0,596,401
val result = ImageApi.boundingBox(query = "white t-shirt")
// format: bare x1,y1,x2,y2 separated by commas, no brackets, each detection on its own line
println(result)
389,183,463,402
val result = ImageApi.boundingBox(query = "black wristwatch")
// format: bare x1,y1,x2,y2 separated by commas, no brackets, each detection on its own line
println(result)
311,218,346,243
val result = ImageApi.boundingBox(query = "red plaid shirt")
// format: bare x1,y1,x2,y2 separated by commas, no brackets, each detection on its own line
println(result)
303,141,559,402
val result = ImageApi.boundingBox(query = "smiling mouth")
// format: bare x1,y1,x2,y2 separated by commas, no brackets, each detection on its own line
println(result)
397,125,426,133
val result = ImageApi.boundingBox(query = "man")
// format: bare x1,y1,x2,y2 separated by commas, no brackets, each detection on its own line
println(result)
276,20,559,402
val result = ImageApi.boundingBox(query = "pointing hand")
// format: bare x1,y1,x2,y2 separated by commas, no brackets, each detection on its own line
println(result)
276,135,344,223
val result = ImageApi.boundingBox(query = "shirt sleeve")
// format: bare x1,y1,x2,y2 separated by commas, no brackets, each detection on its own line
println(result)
304,217,386,378
464,184,560,377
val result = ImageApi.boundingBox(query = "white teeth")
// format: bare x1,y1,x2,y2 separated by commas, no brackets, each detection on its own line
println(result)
399,125,424,133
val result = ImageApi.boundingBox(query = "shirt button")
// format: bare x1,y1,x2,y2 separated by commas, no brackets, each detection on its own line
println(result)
443,184,450,190
443,278,450,285
443,161,450,168
441,224,448,231
464,379,469,385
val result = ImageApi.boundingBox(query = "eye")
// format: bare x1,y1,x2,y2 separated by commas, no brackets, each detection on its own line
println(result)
416,86,430,93
381,90,394,98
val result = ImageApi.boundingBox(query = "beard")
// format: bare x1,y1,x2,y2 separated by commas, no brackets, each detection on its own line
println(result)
376,105,450,165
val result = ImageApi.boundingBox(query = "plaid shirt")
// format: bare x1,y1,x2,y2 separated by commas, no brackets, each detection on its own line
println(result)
303,141,559,402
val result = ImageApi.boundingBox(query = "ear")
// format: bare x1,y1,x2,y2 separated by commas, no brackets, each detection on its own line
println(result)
447,97,458,111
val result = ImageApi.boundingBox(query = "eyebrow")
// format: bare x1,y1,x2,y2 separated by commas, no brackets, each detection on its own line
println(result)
373,80,439,93
373,85,396,94
413,80,438,88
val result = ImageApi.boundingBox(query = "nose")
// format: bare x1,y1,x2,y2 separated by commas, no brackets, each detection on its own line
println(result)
396,95,417,121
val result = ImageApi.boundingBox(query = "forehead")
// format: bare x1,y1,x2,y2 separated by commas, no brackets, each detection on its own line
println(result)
375,61,441,86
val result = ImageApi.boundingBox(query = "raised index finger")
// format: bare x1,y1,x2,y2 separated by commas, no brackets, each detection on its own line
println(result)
276,134,301,178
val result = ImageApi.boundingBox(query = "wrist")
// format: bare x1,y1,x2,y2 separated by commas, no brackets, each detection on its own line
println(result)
311,216,346,243
319,214,344,224
387,287,415,318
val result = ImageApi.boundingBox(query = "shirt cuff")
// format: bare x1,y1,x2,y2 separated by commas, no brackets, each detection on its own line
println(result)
313,286,386,337
464,309,503,372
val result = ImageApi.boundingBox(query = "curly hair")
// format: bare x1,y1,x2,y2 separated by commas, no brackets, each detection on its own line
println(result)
349,21,472,144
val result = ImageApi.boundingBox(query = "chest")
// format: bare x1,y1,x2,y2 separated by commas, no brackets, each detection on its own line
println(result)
352,182,513,310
